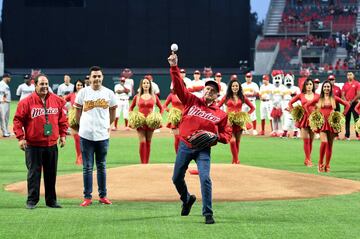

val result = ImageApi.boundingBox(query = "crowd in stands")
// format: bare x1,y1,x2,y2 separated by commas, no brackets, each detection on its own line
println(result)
281,0,357,33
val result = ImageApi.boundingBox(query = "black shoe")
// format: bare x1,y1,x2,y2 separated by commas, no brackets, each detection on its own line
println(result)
26,204,36,209
47,203,62,208
205,215,215,224
181,195,196,216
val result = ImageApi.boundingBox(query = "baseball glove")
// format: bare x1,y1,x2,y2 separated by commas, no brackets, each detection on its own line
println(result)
187,130,218,150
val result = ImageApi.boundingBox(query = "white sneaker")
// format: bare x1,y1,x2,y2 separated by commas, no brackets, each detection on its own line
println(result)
243,130,249,135
315,133,320,139
252,130,258,136
154,129,161,133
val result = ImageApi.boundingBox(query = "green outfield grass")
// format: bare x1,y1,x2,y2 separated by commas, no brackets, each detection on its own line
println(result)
1,102,360,239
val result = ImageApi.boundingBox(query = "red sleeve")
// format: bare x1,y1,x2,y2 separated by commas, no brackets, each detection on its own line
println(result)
13,100,28,141
170,66,197,107
217,115,232,144
355,102,360,115
191,85,205,92
288,94,301,110
217,96,226,107
64,94,71,102
155,95,164,114
163,94,172,108
58,99,69,137
335,96,350,115
244,97,255,114
129,95,137,111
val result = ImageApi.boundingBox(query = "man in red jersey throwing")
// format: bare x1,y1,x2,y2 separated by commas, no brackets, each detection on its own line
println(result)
168,52,232,225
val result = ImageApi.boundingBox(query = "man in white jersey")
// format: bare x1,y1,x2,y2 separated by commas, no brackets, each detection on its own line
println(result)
179,68,193,88
215,72,227,111
16,74,35,101
241,72,259,135
189,70,205,98
281,73,300,138
57,74,74,98
112,76,132,131
145,75,160,97
0,73,11,137
259,74,274,136
74,66,117,207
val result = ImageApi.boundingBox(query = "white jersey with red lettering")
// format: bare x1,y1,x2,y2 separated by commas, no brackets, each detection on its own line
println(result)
259,83,275,120
241,82,259,121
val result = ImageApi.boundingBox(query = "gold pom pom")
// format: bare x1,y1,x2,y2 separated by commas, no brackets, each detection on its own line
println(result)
67,107,79,130
290,105,305,122
146,112,163,129
328,111,345,133
355,118,360,134
168,108,182,127
309,110,324,132
129,111,146,129
228,112,251,130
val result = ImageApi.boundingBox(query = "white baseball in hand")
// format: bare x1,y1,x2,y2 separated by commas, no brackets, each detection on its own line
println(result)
171,43,178,52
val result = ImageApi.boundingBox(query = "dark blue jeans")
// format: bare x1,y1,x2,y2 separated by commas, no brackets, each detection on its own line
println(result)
80,137,109,199
172,141,213,216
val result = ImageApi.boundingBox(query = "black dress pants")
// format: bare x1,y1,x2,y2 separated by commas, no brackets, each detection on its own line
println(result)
25,145,58,206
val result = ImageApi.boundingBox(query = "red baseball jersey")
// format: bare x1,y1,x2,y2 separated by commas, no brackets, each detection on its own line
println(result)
170,66,232,146
13,92,68,147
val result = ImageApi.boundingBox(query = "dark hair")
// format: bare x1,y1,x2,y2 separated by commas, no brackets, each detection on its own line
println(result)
89,66,102,75
73,79,85,93
301,78,315,94
34,73,48,85
225,80,244,102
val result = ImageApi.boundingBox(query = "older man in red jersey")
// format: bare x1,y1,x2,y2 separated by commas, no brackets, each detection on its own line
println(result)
168,53,231,225
13,74,68,209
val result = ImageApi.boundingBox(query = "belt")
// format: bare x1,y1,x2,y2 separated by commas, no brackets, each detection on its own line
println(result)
261,99,270,102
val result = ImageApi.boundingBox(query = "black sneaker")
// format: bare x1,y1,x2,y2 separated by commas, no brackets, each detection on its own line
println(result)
46,203,62,208
205,215,215,224
181,195,196,216
26,204,36,209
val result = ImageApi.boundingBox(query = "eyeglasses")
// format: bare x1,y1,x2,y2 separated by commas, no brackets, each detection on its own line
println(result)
92,75,102,79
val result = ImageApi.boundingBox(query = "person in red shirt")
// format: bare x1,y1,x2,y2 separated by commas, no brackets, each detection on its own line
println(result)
163,86,184,153
65,79,85,165
129,78,163,164
328,75,341,112
305,80,350,172
288,78,319,167
13,74,68,209
341,71,360,139
218,80,254,164
168,53,231,225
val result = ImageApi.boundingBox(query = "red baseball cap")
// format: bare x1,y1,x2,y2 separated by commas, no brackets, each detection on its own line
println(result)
328,75,335,80
314,78,320,83
230,74,238,80
245,72,252,78
215,72,222,77
262,74,269,81
180,69,186,73
194,70,200,74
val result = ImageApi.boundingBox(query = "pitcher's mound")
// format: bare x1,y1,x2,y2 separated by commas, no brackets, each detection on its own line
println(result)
6,164,360,201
